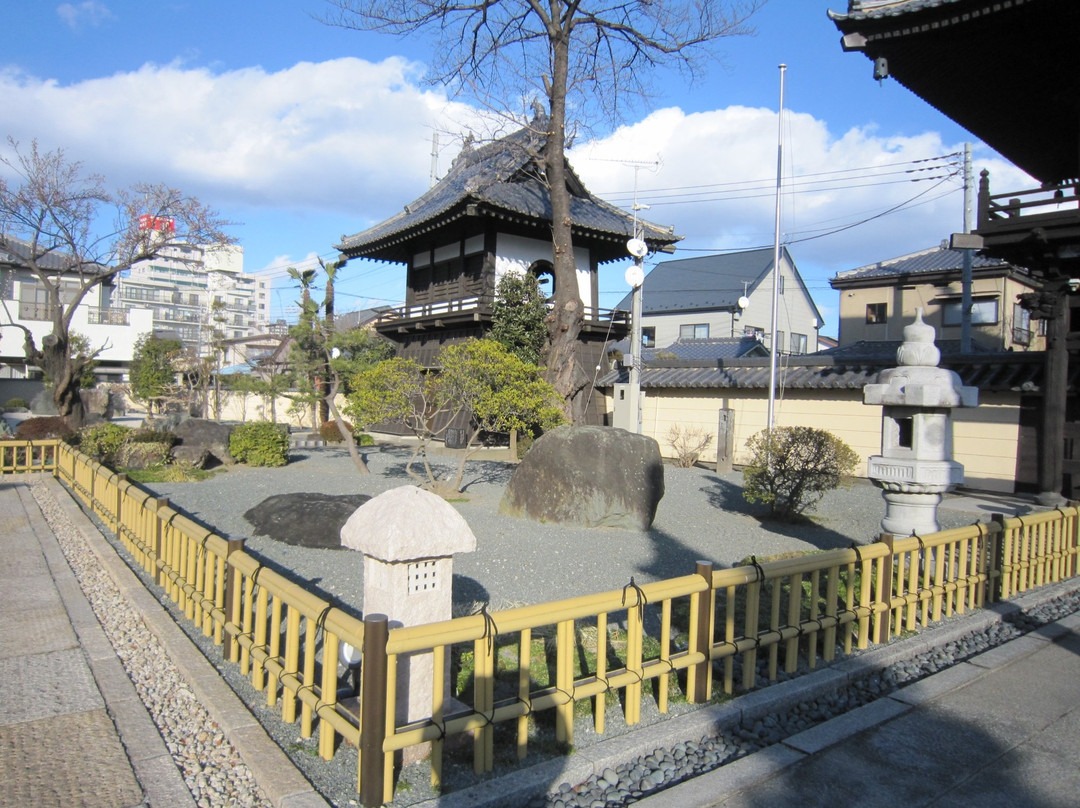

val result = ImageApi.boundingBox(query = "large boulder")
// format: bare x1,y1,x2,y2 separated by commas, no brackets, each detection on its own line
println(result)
499,425,664,530
115,441,172,470
173,418,235,466
80,386,113,421
244,493,373,549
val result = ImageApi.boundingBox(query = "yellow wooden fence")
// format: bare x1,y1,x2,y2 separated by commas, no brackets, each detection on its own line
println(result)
3,438,1077,807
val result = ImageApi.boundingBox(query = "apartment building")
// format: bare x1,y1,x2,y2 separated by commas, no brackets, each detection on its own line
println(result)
115,244,272,355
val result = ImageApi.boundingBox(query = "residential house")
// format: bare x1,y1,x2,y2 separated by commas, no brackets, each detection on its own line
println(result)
335,116,680,426
613,247,823,355
830,244,1045,351
0,235,153,393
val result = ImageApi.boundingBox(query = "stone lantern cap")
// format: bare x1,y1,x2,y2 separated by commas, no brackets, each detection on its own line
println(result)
863,309,978,409
340,486,477,562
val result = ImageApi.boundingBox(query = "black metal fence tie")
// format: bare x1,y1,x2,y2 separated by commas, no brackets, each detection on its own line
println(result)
851,543,862,563
513,696,534,716
480,603,499,655
622,577,648,609
749,556,766,583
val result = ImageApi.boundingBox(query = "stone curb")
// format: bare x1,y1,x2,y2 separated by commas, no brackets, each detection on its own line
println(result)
41,476,331,808
15,480,195,808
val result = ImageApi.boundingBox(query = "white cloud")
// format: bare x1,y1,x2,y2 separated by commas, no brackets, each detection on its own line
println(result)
0,57,481,219
57,1,115,30
571,106,1032,301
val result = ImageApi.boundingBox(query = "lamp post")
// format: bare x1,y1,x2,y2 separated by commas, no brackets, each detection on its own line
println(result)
625,239,647,434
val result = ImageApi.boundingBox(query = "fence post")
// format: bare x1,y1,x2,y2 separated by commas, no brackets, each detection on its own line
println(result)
988,513,1006,603
689,560,714,703
153,497,170,587
223,538,246,662
878,534,896,644
360,613,389,808
114,474,126,541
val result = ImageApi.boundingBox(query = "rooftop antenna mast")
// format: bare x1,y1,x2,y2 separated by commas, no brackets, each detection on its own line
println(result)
767,64,787,432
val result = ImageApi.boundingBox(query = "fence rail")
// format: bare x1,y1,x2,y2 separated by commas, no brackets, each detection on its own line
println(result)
4,439,1077,806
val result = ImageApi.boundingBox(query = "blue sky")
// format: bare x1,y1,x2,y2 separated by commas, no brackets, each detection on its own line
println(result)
2,1,1030,335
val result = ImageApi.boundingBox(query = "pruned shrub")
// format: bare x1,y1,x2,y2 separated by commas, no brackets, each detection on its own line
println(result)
14,416,74,441
4,398,29,411
319,419,353,443
666,424,714,468
116,441,172,471
78,423,132,466
128,428,178,447
229,421,289,467
742,426,859,520
356,433,374,446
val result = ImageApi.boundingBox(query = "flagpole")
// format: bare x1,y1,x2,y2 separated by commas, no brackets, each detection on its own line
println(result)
767,63,786,432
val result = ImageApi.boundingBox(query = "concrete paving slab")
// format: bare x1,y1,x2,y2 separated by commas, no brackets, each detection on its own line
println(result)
0,606,77,659
935,743,1080,808
0,648,104,726
781,697,910,754
0,709,144,808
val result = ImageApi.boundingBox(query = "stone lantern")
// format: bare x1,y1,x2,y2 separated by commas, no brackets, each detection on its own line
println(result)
864,309,978,536
341,486,477,761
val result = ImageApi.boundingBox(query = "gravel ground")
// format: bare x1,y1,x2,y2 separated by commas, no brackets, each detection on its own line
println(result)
140,438,1007,614
46,437,1060,808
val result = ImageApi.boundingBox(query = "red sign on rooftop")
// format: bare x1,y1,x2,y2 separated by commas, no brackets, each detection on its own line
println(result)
138,214,176,232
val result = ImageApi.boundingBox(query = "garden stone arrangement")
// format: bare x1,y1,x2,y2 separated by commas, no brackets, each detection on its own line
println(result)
94,437,1055,807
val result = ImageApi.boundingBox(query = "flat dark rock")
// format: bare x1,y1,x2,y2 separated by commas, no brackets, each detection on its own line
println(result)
243,492,372,549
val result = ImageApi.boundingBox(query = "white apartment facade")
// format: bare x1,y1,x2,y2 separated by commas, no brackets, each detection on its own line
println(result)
116,244,272,356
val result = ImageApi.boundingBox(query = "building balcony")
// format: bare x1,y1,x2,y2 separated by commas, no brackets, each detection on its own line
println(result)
974,172,1080,269
373,294,629,337
87,307,130,326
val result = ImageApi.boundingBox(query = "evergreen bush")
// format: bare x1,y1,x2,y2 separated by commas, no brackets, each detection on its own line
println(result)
78,423,132,465
742,426,859,520
4,398,30,410
229,421,290,467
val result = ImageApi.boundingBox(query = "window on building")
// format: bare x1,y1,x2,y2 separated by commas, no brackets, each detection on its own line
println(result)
776,330,785,352
866,303,887,324
679,323,709,340
1012,303,1032,346
942,297,999,326
778,275,785,295
641,327,656,347
744,326,765,341
790,333,808,354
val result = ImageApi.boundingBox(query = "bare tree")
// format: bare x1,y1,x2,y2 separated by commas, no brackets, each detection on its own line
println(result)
323,0,764,422
0,138,233,427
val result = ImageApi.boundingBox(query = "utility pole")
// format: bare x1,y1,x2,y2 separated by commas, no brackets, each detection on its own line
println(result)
961,142,974,353
767,64,787,431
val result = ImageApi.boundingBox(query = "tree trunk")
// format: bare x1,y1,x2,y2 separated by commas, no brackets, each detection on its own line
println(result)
543,34,589,424
40,334,86,429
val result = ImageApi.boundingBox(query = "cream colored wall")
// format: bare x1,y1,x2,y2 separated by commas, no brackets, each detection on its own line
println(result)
636,387,1020,493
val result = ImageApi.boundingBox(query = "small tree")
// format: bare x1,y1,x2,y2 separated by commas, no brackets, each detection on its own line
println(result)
0,138,232,427
437,339,565,491
129,333,182,415
490,272,548,366
346,339,564,495
742,426,859,520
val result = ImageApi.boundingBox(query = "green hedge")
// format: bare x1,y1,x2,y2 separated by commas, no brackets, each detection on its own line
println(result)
229,421,290,467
